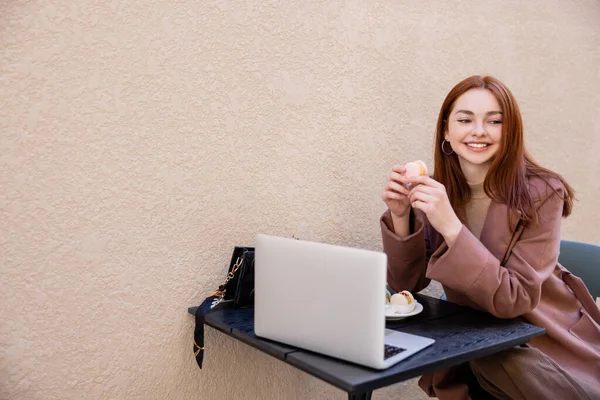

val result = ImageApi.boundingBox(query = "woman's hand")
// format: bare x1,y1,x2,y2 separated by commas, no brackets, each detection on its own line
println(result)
381,164,412,218
406,175,463,246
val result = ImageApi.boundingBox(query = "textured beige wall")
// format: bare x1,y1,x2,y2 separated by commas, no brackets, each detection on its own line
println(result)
1,1,599,399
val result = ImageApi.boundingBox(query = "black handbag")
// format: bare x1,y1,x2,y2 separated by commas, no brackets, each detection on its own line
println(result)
193,246,255,369
223,247,255,308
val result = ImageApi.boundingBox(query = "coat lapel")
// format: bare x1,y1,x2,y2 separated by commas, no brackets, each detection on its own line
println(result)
478,201,515,264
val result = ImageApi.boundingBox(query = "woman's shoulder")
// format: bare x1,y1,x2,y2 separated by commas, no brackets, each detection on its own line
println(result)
526,174,566,204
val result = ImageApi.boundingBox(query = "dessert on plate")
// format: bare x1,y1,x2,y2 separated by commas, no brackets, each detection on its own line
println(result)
390,290,416,314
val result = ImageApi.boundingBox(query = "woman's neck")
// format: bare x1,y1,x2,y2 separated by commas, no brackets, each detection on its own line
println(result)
459,159,490,185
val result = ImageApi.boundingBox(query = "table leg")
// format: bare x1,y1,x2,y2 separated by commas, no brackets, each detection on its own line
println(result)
348,391,372,400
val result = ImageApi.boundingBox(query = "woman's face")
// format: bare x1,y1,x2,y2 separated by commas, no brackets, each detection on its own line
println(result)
444,89,503,179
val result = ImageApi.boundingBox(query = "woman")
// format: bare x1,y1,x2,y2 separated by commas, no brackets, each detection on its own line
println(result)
380,75,600,400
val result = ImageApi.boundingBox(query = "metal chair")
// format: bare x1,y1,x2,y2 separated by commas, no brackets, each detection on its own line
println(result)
557,240,600,299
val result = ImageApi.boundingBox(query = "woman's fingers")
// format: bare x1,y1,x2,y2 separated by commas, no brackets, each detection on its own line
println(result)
391,164,407,175
409,191,436,206
408,183,437,197
383,190,404,201
387,180,408,195
405,175,444,189
411,200,429,214
390,171,409,186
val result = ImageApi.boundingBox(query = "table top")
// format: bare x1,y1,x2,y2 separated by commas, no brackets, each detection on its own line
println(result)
189,294,545,395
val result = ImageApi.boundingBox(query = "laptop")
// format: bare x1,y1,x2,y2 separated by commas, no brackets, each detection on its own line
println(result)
254,234,435,370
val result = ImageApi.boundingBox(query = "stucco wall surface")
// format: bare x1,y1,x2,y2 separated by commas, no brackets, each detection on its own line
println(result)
1,1,599,399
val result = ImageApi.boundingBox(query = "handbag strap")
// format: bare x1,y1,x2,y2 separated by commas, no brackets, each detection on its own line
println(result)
193,255,244,369
500,218,523,266
561,271,600,325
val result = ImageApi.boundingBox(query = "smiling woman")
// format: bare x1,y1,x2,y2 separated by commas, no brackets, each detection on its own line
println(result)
380,76,600,400
431,76,575,228
445,92,503,171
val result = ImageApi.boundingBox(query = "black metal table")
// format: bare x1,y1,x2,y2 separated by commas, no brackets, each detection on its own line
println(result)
189,294,545,399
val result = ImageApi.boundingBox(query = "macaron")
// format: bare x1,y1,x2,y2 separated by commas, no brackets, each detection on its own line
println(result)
390,290,416,314
404,160,428,177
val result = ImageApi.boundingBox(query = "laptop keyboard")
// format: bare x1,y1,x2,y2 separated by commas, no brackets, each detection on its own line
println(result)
384,344,406,360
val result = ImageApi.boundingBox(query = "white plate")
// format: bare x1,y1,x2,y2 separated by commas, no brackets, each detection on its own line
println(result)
384,301,423,320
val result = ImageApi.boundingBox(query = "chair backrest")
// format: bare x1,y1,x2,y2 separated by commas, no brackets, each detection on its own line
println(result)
558,240,600,299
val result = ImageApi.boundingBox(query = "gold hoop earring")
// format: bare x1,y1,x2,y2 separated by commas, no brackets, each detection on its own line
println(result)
442,139,454,155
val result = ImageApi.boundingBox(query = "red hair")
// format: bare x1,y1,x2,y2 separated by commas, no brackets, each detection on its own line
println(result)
432,75,574,225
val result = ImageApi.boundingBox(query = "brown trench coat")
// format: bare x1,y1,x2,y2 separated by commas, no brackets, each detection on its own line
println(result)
380,176,600,399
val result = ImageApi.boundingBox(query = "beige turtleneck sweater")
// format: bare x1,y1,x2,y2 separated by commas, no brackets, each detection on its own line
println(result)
465,181,492,239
